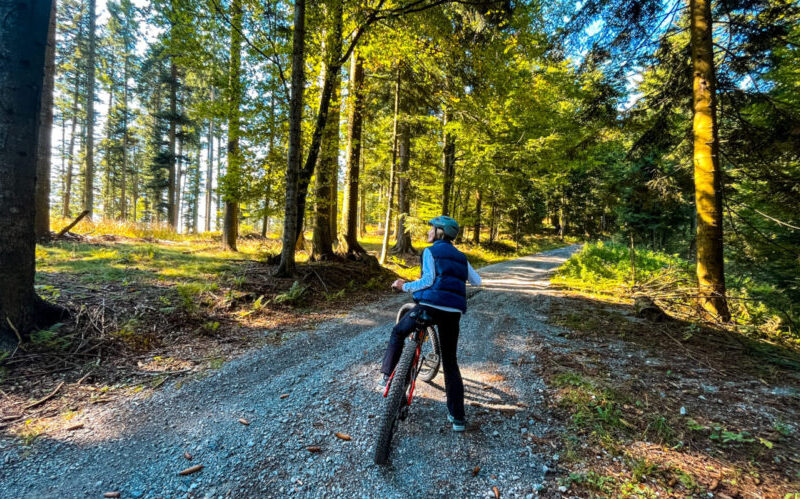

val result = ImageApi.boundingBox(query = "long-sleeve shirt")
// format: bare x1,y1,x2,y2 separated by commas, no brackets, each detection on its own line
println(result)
402,248,482,314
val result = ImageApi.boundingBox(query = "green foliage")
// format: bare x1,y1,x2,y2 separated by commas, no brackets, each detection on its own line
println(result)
553,241,688,292
553,372,626,438
555,242,799,343
563,471,616,494
175,282,218,312
273,281,306,305
30,323,69,350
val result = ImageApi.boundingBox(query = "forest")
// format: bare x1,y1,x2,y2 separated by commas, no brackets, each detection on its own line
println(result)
1,0,799,495
2,0,798,338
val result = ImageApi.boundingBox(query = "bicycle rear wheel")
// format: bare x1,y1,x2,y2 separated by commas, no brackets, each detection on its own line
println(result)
396,304,440,383
417,327,441,382
373,339,416,465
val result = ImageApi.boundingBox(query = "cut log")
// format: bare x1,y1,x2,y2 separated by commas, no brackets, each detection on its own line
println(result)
633,294,668,322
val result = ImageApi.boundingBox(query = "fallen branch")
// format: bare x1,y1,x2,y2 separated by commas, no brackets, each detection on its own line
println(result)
55,210,90,238
23,381,65,410
311,269,329,293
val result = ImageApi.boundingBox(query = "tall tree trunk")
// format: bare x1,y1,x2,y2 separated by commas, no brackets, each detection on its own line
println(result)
222,0,243,251
312,17,342,261
290,0,343,261
261,93,277,238
34,0,57,239
192,147,200,232
176,126,183,229
120,55,129,220
0,0,65,340
167,62,177,228
83,0,97,217
392,121,414,254
216,133,222,229
379,67,401,264
132,144,138,221
205,117,214,232
276,0,306,276
341,51,366,256
63,19,83,219
441,107,455,217
103,87,113,217
690,0,730,321
489,191,497,243
359,180,366,237
473,189,482,244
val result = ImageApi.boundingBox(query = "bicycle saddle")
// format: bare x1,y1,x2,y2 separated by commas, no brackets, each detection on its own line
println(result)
412,309,434,327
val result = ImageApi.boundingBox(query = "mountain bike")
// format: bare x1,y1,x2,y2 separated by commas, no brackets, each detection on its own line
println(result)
373,304,441,465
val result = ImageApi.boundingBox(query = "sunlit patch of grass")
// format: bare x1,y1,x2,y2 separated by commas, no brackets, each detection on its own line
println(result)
16,419,49,446
552,372,627,439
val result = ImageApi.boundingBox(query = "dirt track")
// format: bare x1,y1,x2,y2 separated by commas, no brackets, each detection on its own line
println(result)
0,245,581,498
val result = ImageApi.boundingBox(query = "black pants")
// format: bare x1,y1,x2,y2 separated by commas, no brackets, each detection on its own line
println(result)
380,304,465,421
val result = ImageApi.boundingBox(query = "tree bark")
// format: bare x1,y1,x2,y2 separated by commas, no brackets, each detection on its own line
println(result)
176,124,183,229
216,133,222,229
276,0,306,276
83,0,97,217
131,144,138,221
690,0,730,322
340,51,367,256
192,146,201,232
1,0,65,340
290,0,343,258
63,17,83,219
489,191,497,243
261,93,277,238
222,0,243,251
379,67,401,264
473,189,482,244
35,0,56,239
392,120,414,254
120,53,129,220
441,108,455,217
167,61,177,228
102,86,113,217
312,14,342,261
204,119,214,232
358,179,366,238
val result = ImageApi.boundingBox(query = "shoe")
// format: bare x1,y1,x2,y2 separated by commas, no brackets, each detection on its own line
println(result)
448,414,466,432
377,374,390,392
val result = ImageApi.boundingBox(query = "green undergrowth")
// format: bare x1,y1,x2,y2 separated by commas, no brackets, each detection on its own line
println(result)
551,371,786,497
36,242,246,287
553,241,798,346
552,241,690,295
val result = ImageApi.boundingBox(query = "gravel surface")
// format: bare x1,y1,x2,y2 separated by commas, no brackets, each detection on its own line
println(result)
0,245,580,498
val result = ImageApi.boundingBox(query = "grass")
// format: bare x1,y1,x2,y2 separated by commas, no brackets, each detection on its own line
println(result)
552,241,799,347
552,240,689,295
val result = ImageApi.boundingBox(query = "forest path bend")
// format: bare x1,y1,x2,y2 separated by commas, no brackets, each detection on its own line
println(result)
0,244,581,498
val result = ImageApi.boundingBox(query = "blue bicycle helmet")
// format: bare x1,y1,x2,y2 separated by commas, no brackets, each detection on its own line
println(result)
428,216,460,239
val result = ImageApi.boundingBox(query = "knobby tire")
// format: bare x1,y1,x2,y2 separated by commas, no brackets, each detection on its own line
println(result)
418,327,441,382
373,339,416,465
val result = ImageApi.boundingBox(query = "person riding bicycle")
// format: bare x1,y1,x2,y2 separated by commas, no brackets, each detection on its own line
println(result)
380,216,481,432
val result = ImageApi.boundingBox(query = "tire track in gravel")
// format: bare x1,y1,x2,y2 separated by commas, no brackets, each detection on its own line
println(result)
0,245,580,498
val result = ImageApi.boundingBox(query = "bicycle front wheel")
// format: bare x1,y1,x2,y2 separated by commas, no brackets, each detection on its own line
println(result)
373,339,416,465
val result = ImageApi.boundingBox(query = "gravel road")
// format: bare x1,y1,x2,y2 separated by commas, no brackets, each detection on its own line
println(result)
0,245,581,498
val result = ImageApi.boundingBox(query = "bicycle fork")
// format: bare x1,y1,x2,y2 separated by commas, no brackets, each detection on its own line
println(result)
382,342,423,406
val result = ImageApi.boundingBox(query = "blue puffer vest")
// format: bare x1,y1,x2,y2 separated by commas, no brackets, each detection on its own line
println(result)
413,240,468,313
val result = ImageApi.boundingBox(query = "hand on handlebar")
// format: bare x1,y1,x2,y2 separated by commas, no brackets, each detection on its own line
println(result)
391,279,406,292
